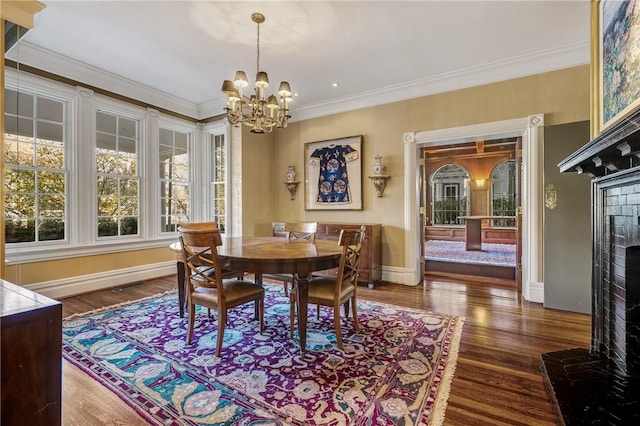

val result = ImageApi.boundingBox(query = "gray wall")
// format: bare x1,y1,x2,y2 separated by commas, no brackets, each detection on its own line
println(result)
543,121,591,314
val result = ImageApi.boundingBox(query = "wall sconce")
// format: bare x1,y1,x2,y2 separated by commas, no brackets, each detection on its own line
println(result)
284,164,300,200
368,154,391,197
475,179,486,188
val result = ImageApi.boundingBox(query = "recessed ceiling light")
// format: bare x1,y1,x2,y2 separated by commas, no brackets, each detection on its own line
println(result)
294,93,299,97
332,82,340,87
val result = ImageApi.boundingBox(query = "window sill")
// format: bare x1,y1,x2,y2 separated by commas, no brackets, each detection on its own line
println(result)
5,236,178,265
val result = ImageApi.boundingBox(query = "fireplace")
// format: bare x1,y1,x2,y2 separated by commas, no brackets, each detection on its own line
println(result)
543,108,640,425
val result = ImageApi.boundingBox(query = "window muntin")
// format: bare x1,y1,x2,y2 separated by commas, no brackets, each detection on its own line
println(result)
210,133,226,233
95,110,140,237
159,127,190,232
430,164,469,225
491,160,517,227
4,88,67,243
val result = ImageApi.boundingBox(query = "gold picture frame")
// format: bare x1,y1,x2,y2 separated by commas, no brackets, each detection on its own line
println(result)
592,0,640,137
304,135,363,211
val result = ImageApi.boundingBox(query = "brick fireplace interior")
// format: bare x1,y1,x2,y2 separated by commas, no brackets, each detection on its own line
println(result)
544,110,640,425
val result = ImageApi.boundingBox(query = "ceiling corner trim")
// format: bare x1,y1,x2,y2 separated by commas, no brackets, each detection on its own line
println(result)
291,41,590,123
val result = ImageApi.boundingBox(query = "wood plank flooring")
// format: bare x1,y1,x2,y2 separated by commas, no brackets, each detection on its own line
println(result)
59,274,590,425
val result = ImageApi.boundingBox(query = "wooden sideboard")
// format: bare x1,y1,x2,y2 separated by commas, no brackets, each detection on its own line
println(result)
273,222,382,288
1,280,62,426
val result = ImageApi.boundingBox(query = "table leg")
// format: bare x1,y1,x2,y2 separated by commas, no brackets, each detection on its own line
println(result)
177,261,185,318
295,272,310,356
254,273,263,320
465,218,482,251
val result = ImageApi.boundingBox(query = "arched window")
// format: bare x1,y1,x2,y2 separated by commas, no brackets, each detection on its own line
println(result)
430,164,469,225
491,160,516,227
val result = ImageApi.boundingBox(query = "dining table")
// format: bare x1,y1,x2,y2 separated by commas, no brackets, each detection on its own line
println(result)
170,236,344,355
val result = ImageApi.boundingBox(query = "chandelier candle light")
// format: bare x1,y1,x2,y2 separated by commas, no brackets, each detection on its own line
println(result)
221,13,292,134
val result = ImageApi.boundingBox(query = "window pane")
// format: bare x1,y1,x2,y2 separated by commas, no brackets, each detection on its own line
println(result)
38,219,65,241
5,116,34,139
37,97,64,122
38,195,65,217
37,171,66,194
37,121,63,143
96,112,116,133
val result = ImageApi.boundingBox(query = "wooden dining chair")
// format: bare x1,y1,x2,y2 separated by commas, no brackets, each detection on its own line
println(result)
289,225,366,350
174,222,245,317
179,226,264,357
264,221,318,296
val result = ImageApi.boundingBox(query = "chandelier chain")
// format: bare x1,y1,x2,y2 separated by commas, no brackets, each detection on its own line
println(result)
256,20,261,73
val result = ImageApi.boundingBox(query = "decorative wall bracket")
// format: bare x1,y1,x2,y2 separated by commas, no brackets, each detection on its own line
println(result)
285,181,300,200
368,175,390,197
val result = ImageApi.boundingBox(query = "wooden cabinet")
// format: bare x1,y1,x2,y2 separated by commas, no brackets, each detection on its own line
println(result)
1,280,62,426
273,222,382,288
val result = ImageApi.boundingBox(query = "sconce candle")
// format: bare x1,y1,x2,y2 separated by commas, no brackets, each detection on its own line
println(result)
285,164,296,183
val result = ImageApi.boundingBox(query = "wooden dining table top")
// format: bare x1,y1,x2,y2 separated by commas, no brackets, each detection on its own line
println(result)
170,236,342,264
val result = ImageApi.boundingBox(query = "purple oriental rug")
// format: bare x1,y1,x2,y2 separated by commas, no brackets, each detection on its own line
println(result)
62,284,464,425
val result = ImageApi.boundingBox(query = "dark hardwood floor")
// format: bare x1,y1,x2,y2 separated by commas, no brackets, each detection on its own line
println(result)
60,274,590,425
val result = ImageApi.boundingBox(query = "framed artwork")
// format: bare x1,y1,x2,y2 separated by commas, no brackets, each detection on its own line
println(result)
594,0,640,135
304,135,363,211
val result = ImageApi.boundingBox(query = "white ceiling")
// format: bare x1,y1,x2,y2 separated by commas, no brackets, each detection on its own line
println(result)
7,0,591,121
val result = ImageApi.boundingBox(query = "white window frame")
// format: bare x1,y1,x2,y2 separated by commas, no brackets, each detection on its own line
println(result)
202,121,230,235
156,116,195,235
92,97,145,242
3,74,218,265
4,70,76,252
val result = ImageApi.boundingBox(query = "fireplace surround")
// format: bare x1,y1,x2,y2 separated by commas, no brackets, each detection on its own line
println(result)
544,108,640,424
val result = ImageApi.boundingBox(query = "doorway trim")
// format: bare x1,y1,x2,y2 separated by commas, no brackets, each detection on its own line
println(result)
403,115,544,302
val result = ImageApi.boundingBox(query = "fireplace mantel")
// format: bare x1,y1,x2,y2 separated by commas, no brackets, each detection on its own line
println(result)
558,108,640,177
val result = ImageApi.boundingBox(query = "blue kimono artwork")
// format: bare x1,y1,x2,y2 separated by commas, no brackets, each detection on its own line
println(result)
309,144,359,204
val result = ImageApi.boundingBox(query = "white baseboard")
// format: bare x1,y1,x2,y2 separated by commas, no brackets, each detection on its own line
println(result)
525,280,544,303
25,261,176,299
381,266,421,286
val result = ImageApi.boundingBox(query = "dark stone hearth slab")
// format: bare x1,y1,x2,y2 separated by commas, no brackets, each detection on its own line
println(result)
541,348,640,425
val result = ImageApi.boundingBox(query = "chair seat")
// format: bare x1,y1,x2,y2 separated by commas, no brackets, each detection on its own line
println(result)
263,273,295,283
192,280,264,307
292,276,356,305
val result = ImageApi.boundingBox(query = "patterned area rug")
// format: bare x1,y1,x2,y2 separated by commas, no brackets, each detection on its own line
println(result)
425,239,516,267
62,284,464,425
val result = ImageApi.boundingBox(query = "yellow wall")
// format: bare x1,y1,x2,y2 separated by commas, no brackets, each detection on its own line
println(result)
4,65,589,287
271,65,590,269
5,247,171,284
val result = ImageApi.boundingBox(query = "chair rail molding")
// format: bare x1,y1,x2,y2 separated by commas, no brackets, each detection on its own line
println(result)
403,115,544,302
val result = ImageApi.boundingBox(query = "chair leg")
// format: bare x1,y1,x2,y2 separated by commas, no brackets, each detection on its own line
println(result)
216,309,226,357
289,295,296,339
334,306,343,350
351,296,360,332
259,297,265,334
186,303,195,344
316,304,320,320
283,281,289,297
343,300,350,319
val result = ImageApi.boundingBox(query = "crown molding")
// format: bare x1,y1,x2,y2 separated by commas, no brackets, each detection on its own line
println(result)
7,40,589,123
6,42,200,118
290,41,590,123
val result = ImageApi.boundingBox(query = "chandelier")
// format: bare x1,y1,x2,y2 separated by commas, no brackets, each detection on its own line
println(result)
221,13,292,134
